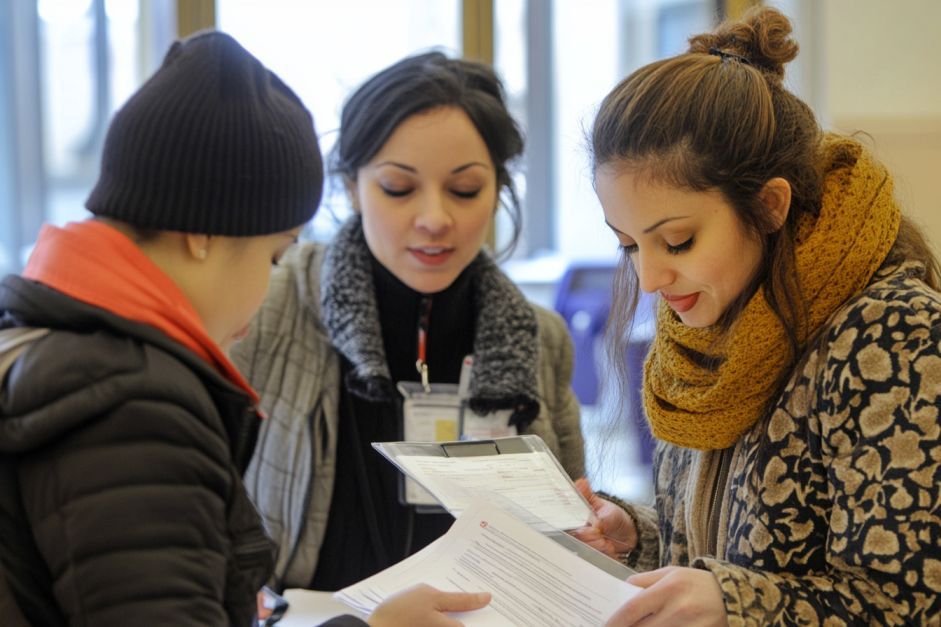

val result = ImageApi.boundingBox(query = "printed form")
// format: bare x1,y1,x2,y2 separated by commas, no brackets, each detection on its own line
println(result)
335,500,640,626
393,451,592,530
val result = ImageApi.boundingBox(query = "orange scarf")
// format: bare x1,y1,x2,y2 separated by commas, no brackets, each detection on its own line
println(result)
23,220,260,405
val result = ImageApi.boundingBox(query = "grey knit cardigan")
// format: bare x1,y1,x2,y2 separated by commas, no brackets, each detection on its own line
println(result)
231,238,585,589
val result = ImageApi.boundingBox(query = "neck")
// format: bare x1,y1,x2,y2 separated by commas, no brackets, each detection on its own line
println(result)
370,252,476,384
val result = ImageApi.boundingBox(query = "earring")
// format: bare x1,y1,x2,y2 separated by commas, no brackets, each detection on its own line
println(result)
196,248,208,260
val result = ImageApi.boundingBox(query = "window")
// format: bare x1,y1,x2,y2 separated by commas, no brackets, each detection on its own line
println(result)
1,1,711,501
495,0,713,499
0,0,175,274
217,0,461,242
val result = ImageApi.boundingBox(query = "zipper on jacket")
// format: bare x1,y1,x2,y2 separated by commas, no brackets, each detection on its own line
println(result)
705,447,731,558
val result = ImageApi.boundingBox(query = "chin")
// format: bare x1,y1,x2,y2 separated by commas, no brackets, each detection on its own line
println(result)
677,309,719,329
402,273,458,295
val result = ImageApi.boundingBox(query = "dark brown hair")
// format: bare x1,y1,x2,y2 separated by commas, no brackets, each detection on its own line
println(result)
592,6,941,411
593,7,823,363
331,51,525,256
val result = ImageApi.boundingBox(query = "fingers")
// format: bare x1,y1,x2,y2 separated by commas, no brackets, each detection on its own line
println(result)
575,476,593,498
614,567,727,627
433,591,491,613
627,567,674,588
605,584,666,626
569,527,619,558
575,477,603,510
256,590,272,620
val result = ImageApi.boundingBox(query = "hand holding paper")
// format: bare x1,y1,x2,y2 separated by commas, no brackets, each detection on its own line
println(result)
367,584,492,627
335,500,641,626
568,478,638,561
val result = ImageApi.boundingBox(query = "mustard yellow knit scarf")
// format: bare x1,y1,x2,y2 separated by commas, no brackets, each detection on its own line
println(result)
643,136,901,450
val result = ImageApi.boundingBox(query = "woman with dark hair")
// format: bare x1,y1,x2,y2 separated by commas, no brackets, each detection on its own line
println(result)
573,7,941,626
232,51,584,595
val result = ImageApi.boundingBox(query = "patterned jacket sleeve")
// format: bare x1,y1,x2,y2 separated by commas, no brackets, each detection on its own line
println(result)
696,292,941,626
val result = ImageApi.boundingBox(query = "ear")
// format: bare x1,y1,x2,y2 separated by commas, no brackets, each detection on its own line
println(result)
759,177,791,233
184,233,211,261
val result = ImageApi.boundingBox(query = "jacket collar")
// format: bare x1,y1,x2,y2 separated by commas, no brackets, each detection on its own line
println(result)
319,216,540,426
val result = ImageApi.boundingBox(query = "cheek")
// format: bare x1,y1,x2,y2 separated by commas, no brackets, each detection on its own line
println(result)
715,236,762,297
237,258,273,317
250,271,271,308
359,198,404,239
464,204,494,237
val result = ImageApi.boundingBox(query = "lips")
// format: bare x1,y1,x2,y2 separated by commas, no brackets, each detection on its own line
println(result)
408,246,454,266
661,292,699,313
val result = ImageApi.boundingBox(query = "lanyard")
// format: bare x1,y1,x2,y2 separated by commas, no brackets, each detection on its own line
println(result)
415,296,432,392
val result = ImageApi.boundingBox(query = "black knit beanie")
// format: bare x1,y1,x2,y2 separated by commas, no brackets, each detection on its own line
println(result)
85,31,322,236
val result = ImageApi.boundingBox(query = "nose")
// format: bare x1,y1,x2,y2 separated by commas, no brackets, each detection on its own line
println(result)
414,191,453,237
634,250,675,294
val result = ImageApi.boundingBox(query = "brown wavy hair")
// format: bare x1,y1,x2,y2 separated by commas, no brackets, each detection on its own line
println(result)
591,6,939,389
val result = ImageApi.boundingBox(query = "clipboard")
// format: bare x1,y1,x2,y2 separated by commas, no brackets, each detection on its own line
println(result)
372,434,595,532
373,435,634,580
397,381,517,509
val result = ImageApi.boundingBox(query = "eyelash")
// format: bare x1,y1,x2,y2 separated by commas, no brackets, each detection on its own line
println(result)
619,237,694,256
667,237,694,254
453,189,481,199
379,187,481,199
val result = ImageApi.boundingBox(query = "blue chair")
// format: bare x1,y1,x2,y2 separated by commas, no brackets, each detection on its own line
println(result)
553,262,615,405
554,262,656,466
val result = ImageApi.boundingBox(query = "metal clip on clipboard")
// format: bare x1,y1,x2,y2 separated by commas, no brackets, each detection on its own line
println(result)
440,437,532,457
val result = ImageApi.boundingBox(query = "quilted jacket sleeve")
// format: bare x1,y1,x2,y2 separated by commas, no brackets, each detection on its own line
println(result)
697,292,941,626
534,306,586,479
17,397,242,626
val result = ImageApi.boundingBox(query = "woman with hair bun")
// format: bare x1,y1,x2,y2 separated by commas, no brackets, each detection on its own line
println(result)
574,7,941,625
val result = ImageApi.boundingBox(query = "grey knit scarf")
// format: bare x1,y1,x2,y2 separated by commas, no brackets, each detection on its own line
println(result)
320,217,540,426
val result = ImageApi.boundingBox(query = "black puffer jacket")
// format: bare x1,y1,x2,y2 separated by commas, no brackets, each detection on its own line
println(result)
0,275,272,626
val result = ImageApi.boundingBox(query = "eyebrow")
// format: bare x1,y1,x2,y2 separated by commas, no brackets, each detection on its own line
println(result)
374,161,491,174
642,216,689,233
604,216,690,235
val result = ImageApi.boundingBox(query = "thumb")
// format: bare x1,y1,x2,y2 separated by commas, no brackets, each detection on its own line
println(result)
574,477,593,498
627,567,673,588
575,477,600,506
434,591,492,613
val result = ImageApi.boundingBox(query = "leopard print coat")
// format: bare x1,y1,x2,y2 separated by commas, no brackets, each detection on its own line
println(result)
620,261,941,625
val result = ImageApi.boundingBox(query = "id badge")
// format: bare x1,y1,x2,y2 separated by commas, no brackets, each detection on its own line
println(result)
460,408,517,440
399,382,461,509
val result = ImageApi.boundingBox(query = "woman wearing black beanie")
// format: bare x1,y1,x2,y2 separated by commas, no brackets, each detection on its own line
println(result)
0,32,487,626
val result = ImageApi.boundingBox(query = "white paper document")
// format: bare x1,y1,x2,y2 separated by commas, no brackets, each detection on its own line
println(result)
394,451,592,530
335,500,640,626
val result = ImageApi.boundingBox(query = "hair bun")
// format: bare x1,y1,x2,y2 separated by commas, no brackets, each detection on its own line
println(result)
688,6,798,82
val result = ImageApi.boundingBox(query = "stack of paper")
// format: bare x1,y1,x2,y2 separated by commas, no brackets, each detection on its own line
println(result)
374,435,594,531
335,500,640,626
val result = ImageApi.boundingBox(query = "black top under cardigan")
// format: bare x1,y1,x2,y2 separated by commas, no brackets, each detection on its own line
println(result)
311,254,476,590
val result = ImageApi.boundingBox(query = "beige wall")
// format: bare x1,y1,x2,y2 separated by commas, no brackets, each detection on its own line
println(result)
821,0,941,255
